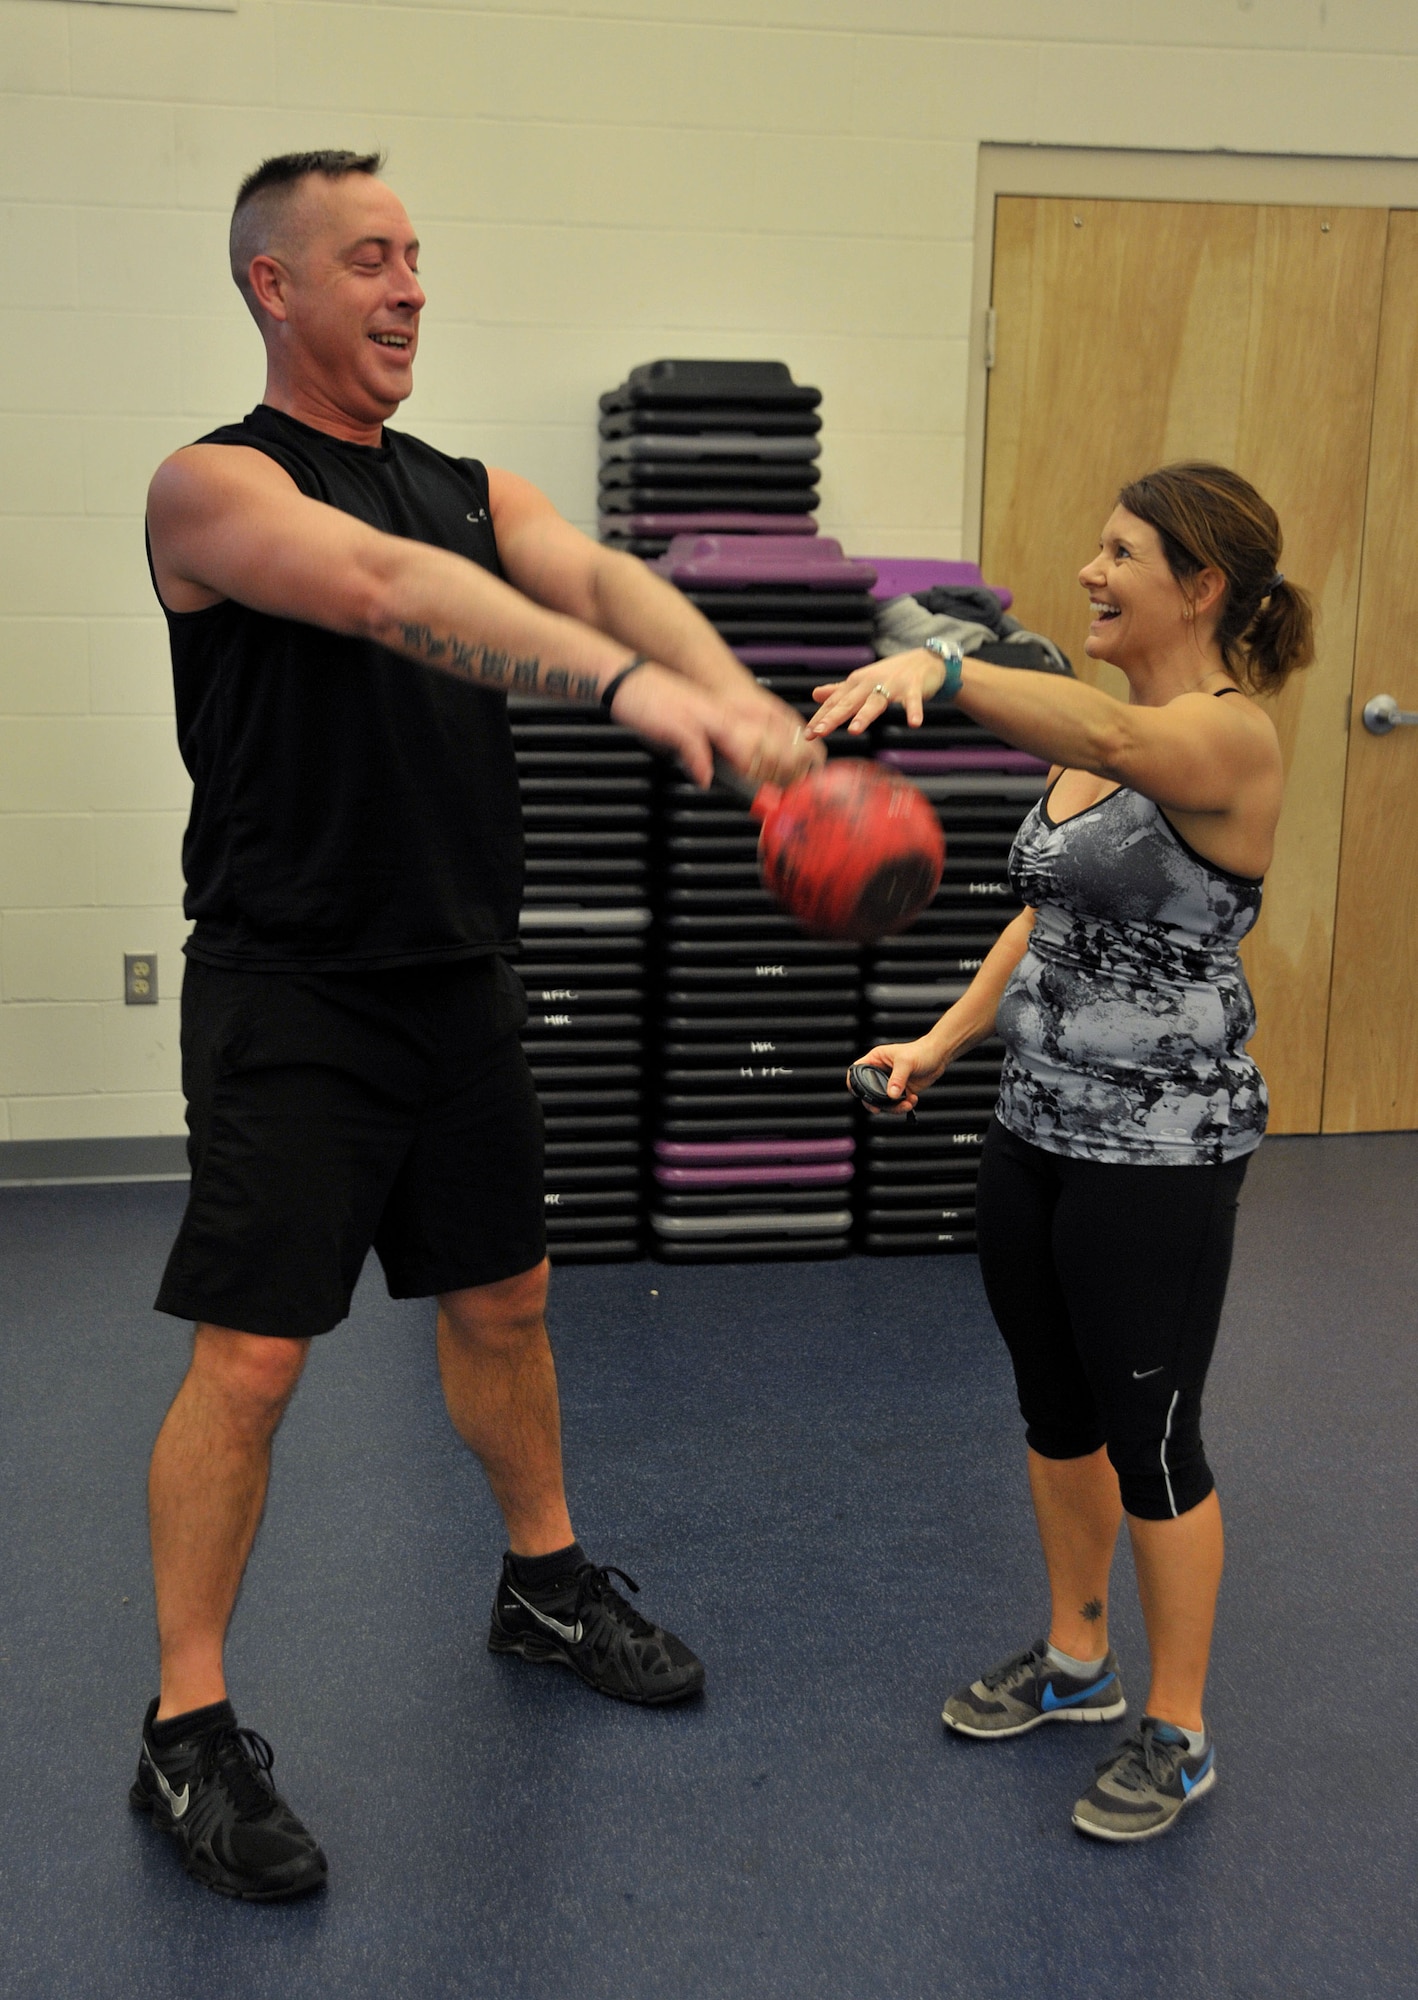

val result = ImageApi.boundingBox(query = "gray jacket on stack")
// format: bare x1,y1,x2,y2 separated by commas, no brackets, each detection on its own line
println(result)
873,586,1072,678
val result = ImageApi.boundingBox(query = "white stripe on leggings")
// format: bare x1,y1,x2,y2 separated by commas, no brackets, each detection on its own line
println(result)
1160,1389,1180,1518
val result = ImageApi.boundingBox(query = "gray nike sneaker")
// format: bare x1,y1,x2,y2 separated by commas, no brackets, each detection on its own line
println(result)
1071,1716,1216,1841
942,1640,1126,1739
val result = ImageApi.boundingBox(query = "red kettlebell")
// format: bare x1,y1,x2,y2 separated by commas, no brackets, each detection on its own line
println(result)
739,758,945,942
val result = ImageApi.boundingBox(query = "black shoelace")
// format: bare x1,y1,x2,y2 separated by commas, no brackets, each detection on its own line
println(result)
979,1644,1045,1693
197,1724,279,1820
573,1563,658,1641
1098,1721,1184,1793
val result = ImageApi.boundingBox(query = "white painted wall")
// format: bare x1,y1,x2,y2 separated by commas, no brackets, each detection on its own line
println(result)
3,0,1417,1140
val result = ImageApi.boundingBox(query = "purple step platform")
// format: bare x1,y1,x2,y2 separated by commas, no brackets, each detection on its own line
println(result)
655,1163,854,1189
863,557,1013,611
655,534,878,591
601,513,817,539
879,749,1049,775
656,1137,854,1163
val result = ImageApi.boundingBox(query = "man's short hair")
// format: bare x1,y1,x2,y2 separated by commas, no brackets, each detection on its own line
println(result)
229,149,386,312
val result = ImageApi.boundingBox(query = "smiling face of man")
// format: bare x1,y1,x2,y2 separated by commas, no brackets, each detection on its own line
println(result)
239,170,426,436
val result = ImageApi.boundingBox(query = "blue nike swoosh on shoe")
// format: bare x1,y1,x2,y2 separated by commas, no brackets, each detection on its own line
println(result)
1040,1672,1116,1711
1181,1748,1215,1795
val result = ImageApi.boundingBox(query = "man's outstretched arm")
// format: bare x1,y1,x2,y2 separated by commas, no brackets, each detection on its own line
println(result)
487,467,814,718
147,444,812,787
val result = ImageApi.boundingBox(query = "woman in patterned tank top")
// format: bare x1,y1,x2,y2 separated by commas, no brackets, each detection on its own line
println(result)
808,463,1314,1842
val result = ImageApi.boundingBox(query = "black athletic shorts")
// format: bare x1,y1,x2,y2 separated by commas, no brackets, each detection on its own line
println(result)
974,1116,1250,1521
155,956,546,1339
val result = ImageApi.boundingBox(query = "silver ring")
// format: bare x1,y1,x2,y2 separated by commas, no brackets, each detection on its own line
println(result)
872,682,890,697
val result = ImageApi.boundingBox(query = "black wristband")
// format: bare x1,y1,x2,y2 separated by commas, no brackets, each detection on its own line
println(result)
600,655,651,713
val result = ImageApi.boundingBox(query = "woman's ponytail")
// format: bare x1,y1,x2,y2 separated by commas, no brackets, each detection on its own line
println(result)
1240,574,1315,697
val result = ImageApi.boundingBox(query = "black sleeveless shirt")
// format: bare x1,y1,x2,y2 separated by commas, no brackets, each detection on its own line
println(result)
155,404,522,972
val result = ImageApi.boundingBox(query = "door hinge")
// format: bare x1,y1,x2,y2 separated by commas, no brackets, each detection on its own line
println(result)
984,307,997,371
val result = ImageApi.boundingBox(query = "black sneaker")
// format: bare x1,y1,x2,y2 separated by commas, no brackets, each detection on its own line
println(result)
489,1557,705,1705
129,1698,328,1900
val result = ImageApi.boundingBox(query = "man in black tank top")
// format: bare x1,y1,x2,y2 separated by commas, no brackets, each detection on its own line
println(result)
132,150,816,1900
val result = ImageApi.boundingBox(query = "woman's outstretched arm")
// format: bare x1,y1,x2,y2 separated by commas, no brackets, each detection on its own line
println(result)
809,652,1277,816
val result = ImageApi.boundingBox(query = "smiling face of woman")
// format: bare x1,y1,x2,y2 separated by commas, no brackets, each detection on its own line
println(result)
1077,506,1215,673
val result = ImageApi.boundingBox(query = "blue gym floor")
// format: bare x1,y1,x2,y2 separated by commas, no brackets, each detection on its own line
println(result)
0,1134,1414,1999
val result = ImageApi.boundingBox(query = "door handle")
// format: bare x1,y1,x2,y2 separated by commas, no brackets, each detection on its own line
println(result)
1361,693,1418,734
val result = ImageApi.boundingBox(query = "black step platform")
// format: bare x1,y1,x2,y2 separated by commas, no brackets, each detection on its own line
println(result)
511,699,656,1262
854,734,1038,1254
600,359,821,412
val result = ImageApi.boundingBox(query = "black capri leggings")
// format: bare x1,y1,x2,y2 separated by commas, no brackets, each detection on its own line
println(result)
974,1117,1250,1521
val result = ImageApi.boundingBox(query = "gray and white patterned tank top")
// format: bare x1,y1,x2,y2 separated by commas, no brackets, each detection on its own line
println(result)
994,773,1267,1166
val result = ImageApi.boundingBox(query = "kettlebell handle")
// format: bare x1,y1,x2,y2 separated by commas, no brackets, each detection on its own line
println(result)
711,756,782,821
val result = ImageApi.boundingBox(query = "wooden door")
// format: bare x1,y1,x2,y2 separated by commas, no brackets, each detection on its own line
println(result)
982,196,1389,1133
1322,210,1418,1131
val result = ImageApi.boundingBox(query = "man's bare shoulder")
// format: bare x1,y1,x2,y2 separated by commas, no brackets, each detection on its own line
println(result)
147,445,307,610
485,465,561,528
148,442,299,526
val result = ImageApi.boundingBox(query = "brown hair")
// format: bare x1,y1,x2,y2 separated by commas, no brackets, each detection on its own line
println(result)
229,149,387,312
1116,461,1315,696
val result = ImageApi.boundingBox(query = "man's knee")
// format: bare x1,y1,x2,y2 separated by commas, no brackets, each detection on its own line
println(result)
190,1324,309,1429
439,1259,551,1352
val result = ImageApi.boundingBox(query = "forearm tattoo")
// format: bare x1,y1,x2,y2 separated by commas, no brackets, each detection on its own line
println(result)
396,622,601,702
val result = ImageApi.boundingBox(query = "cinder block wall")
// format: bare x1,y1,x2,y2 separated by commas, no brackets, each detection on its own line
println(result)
3,0,1417,1141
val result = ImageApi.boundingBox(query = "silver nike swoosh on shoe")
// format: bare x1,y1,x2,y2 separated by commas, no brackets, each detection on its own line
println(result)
1132,1366,1164,1379
149,1757,190,1819
506,1584,583,1644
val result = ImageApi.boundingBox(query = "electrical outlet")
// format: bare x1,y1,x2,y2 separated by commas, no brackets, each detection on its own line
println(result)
124,953,158,1005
